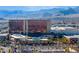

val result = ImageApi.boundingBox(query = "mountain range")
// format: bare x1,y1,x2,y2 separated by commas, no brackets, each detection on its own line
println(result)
0,6,79,19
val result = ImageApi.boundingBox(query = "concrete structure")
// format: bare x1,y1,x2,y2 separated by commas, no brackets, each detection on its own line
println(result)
0,33,9,40
0,20,9,34
10,34,26,41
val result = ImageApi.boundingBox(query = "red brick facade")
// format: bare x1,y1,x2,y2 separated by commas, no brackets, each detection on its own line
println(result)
28,20,48,33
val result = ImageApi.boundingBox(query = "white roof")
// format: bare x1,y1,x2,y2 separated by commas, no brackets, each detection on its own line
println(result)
27,38,48,41
65,35,79,39
40,39,48,41
10,34,25,39
0,33,8,36
51,27,75,31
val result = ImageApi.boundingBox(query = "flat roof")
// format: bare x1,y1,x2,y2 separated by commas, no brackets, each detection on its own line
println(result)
65,35,79,39
10,34,26,39
40,39,48,41
0,33,8,36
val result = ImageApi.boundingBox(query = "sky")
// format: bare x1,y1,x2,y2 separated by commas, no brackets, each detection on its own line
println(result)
0,6,76,11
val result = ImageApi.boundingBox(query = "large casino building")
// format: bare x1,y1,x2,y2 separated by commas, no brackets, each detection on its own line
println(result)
28,20,50,33
9,20,25,34
9,20,51,35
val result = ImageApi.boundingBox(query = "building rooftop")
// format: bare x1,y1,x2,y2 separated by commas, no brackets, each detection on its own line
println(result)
64,35,79,38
